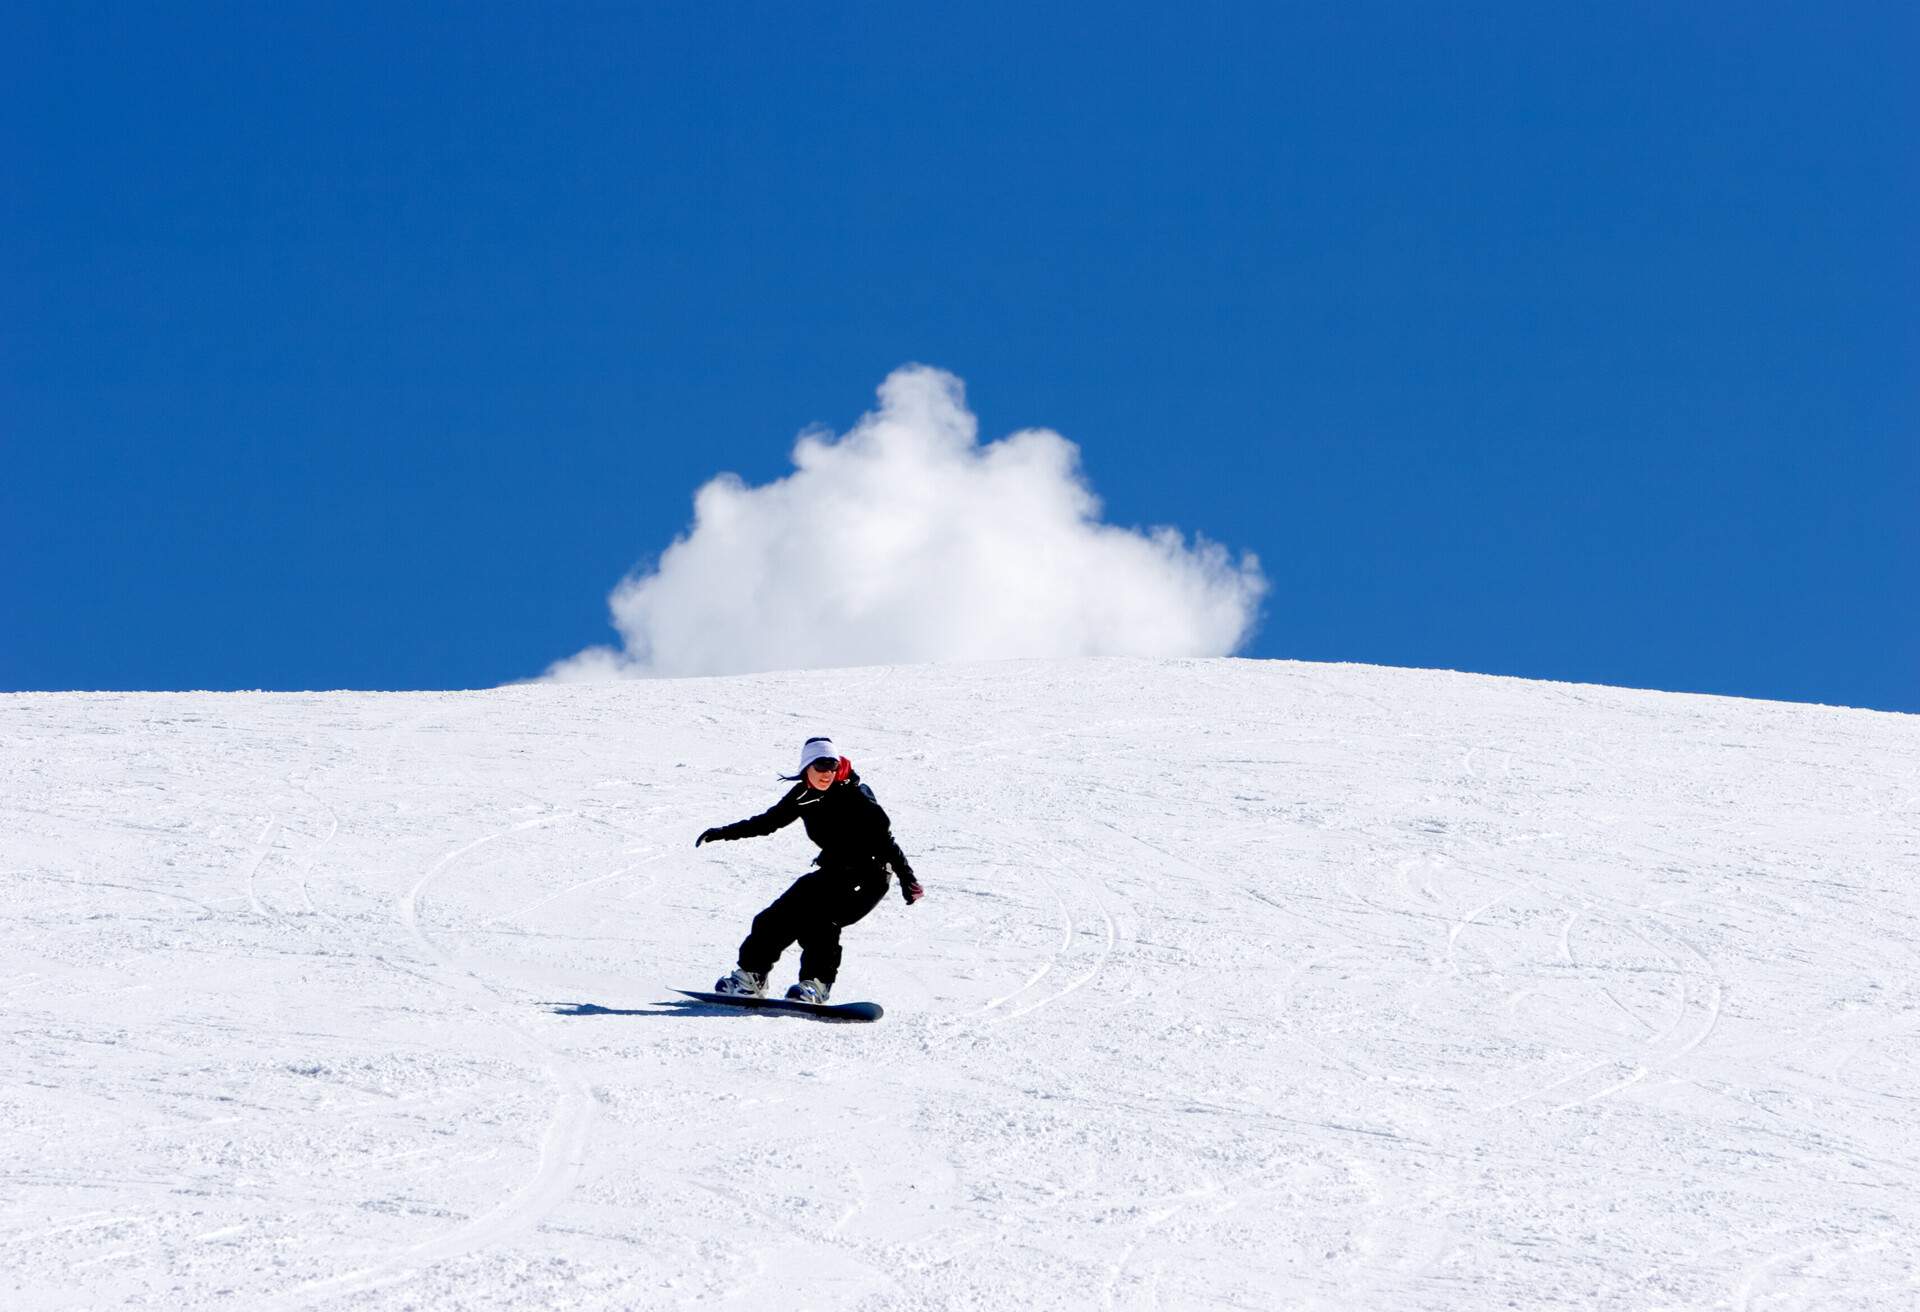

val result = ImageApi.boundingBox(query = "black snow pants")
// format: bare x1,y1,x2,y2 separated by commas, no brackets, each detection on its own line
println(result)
737,864,890,986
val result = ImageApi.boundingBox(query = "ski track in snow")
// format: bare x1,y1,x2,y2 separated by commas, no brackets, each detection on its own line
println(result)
2,660,1917,1309
270,811,603,1308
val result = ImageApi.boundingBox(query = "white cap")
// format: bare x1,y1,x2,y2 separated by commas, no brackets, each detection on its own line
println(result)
798,737,838,774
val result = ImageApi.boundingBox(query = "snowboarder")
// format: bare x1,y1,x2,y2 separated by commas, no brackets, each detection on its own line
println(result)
696,736,923,1004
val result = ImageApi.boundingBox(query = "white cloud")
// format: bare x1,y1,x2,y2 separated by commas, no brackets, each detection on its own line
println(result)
545,365,1267,680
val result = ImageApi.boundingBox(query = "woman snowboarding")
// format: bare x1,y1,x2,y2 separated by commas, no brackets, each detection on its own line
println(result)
697,736,923,1003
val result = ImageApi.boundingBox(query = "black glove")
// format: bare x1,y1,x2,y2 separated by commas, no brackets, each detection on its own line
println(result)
696,827,722,847
898,871,924,904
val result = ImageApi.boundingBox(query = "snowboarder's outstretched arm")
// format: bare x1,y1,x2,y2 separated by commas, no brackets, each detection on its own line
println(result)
696,786,803,846
848,785,923,903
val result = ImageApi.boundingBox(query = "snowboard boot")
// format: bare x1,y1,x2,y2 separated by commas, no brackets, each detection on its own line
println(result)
785,978,831,1004
714,968,767,997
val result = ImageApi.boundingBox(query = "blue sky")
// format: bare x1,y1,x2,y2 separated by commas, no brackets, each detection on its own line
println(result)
5,3,1914,710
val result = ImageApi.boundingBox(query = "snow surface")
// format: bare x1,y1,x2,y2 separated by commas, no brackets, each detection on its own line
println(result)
3,657,1917,1311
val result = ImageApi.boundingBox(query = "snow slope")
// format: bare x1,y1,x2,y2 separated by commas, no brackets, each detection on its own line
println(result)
3,658,1916,1310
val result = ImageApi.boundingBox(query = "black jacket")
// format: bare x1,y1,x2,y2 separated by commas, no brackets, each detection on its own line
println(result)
705,767,915,880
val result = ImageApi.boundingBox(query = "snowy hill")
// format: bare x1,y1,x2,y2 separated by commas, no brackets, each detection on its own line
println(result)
4,658,1916,1310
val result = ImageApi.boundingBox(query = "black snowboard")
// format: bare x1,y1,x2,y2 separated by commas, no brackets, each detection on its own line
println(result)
672,988,883,1023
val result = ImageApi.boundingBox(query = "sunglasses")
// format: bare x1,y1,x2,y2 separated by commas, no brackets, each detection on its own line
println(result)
805,757,838,773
